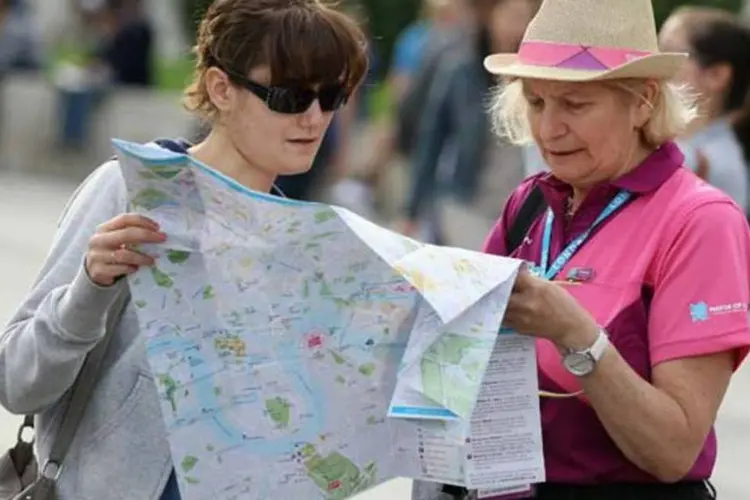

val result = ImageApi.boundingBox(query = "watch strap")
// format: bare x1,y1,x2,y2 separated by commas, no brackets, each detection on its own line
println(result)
588,328,610,363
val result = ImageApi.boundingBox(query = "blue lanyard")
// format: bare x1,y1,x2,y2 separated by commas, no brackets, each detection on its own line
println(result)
536,190,631,280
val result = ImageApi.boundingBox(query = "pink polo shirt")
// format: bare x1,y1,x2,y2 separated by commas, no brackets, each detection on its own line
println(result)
483,141,750,484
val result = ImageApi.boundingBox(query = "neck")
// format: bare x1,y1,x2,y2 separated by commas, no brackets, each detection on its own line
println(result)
569,144,653,210
685,98,723,135
189,128,276,193
726,108,745,125
569,186,594,214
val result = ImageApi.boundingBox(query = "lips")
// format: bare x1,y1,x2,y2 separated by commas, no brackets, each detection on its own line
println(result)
547,149,582,157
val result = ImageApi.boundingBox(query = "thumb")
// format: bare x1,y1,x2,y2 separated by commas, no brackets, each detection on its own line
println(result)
513,267,533,291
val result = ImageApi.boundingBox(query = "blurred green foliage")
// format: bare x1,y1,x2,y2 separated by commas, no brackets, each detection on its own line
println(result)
174,0,746,84
179,0,213,45
358,0,421,76
175,0,423,79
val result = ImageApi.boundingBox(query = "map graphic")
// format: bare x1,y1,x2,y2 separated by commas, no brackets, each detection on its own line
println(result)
114,139,526,499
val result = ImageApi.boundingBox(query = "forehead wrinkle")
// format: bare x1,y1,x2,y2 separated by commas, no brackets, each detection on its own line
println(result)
523,80,606,99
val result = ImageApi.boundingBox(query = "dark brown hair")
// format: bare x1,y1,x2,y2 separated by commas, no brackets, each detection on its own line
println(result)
184,0,369,121
672,7,750,114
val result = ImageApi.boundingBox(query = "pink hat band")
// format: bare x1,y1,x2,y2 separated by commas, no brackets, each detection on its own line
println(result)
517,40,653,71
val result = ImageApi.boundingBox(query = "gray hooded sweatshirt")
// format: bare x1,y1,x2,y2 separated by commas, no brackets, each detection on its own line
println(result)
0,161,173,499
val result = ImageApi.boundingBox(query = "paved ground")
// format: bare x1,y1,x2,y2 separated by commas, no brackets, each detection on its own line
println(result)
0,171,748,498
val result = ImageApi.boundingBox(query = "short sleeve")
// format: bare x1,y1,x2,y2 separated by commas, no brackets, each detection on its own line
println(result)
649,200,750,369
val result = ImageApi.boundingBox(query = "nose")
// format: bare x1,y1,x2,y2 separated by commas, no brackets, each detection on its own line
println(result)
298,98,326,127
537,105,567,142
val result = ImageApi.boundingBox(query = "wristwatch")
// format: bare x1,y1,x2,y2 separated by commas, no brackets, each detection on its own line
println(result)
562,328,610,377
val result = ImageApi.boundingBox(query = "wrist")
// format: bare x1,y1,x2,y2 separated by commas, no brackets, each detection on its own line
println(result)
556,318,600,353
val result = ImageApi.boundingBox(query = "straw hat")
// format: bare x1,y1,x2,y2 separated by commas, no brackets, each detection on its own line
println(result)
484,0,687,81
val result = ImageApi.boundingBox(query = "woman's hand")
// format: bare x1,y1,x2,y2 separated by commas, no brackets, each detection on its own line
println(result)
85,214,166,287
503,269,599,348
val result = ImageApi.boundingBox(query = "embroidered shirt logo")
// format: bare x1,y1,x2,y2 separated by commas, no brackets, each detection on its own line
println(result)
690,302,709,323
690,301,747,323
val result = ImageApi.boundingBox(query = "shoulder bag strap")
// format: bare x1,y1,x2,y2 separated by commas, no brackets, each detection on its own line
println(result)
505,185,546,255
42,288,130,476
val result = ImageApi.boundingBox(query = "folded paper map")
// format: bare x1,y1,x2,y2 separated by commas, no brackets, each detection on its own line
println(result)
115,139,544,499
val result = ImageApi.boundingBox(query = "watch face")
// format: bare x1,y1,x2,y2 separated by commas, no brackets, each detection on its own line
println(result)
564,352,595,376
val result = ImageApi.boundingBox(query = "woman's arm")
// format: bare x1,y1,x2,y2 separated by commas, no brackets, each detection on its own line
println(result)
563,324,733,482
0,162,127,415
505,199,750,482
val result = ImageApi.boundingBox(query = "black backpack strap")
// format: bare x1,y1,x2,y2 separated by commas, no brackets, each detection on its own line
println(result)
505,184,547,254
154,137,193,154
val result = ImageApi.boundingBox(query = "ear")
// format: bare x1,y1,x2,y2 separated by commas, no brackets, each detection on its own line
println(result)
634,79,659,128
204,67,237,115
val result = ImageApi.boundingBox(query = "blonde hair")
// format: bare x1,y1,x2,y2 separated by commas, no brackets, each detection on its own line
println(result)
490,78,698,148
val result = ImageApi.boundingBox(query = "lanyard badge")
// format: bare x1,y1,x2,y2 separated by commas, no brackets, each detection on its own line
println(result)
535,190,631,280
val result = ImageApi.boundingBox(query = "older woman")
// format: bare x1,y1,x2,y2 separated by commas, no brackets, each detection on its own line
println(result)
417,0,750,499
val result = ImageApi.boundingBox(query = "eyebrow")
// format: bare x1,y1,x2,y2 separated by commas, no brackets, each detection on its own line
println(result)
559,92,591,99
524,90,591,99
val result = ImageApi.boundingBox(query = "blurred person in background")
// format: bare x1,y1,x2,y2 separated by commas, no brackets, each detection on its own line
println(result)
398,0,539,244
0,1,367,499
355,0,466,214
732,102,750,213
0,0,41,72
659,6,750,212
52,0,154,149
390,0,465,107
0,0,40,139
94,0,154,87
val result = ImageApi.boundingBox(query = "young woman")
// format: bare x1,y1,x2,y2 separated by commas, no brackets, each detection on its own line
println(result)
0,1,368,498
659,6,750,212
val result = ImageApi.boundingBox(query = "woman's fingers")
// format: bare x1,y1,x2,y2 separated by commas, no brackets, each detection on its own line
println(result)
502,294,523,328
88,248,154,268
85,250,140,287
111,247,156,267
97,213,160,233
85,213,166,287
503,288,537,334
89,226,166,251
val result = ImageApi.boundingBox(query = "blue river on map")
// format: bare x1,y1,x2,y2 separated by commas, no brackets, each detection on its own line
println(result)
146,303,409,459
147,334,326,457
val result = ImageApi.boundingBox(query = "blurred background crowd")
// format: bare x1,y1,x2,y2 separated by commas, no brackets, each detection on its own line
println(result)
2,0,750,251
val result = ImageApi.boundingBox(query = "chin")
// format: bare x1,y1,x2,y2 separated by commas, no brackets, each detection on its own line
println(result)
549,168,600,189
277,159,316,177
549,171,583,185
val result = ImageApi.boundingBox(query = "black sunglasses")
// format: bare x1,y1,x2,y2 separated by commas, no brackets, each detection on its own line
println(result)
221,67,349,114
